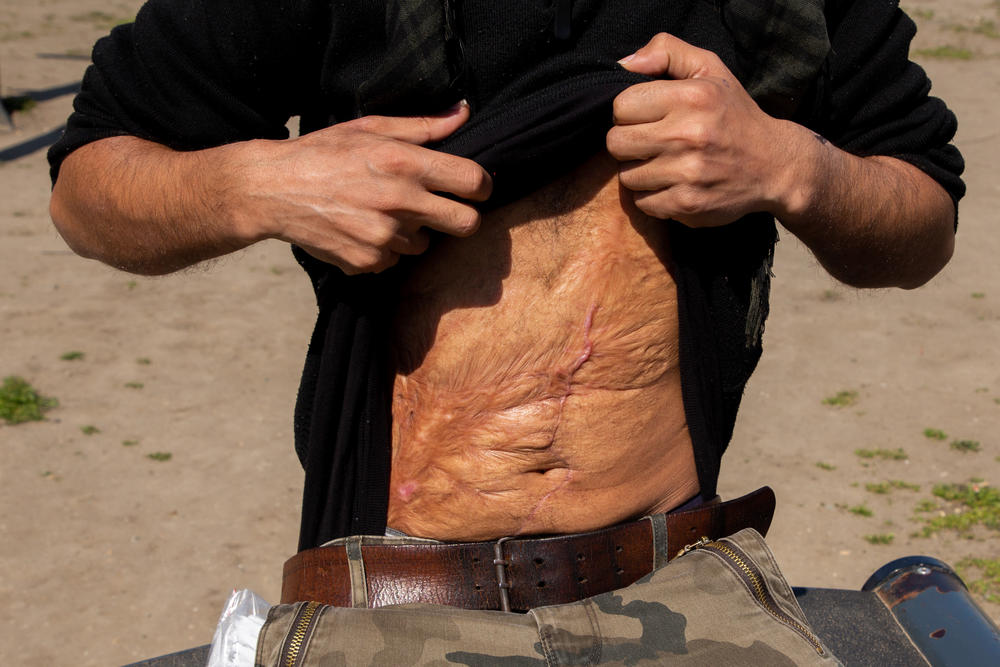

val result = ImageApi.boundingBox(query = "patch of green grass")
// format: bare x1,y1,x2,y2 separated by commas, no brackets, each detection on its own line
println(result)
147,451,172,462
864,534,895,545
60,351,85,361
136,358,151,365
0,376,58,424
124,382,144,390
849,504,874,518
126,280,138,290
951,439,981,453
855,448,908,461
916,482,1000,537
815,462,836,471
80,425,100,435
823,390,858,407
914,45,974,60
912,9,934,20
923,428,947,440
867,480,922,494
972,292,986,299
122,440,139,447
957,557,1000,604
946,18,1000,39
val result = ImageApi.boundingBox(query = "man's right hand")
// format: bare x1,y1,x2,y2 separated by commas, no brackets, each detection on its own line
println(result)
50,102,491,276
232,101,492,274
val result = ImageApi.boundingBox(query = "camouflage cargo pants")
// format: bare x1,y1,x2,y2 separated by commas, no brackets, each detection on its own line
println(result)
256,528,841,665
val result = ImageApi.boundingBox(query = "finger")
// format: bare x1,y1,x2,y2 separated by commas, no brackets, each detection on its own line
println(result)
618,32,730,81
611,80,674,125
618,159,673,192
416,151,493,202
606,124,666,161
345,100,471,145
408,192,483,238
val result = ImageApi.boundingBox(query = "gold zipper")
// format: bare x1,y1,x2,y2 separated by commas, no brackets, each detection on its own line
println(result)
278,600,323,667
682,537,826,655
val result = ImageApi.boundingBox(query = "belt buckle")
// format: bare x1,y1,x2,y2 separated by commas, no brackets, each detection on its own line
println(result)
493,536,515,612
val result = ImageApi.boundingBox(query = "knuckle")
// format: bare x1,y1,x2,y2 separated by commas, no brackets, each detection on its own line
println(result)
452,207,481,236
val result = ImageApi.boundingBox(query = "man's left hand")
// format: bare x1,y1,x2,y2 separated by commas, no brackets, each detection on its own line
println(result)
607,32,799,227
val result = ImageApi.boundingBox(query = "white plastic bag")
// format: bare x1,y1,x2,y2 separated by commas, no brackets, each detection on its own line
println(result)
206,589,272,667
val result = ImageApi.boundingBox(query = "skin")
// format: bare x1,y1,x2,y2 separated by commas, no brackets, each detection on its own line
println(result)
50,33,957,540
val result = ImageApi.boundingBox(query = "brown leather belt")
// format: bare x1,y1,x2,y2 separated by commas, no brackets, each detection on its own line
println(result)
281,486,775,612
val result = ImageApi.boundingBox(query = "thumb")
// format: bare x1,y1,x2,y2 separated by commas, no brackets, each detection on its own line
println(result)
618,33,727,80
348,99,471,145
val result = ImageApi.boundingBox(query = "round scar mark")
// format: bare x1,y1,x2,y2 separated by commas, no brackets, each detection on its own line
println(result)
397,481,418,501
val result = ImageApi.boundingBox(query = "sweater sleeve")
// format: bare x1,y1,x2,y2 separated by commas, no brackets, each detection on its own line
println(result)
802,0,965,205
48,0,327,181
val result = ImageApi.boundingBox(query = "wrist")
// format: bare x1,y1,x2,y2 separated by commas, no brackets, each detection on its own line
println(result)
765,119,829,225
206,139,275,248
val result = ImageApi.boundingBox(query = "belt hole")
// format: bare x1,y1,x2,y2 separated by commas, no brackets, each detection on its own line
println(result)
616,568,624,575
537,580,546,588
576,553,585,561
475,584,482,590
578,576,588,584
473,556,480,563
534,557,545,566
615,545,623,553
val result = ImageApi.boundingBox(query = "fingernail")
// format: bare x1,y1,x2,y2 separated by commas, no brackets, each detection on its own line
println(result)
617,54,636,65
445,99,469,114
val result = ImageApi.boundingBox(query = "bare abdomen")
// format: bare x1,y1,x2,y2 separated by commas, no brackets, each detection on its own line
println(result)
388,152,698,540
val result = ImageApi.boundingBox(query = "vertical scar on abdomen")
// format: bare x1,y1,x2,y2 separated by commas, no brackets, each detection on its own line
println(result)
549,302,598,443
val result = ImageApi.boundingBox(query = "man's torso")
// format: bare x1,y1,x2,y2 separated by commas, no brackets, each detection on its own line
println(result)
387,151,698,540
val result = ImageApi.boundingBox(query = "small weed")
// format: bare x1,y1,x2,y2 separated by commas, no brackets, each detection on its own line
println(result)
136,358,151,365
946,18,1000,39
972,293,986,299
823,390,858,407
912,9,935,20
126,281,137,290
124,382,144,390
849,504,874,517
855,448,908,461
957,557,1000,605
815,462,836,471
915,499,937,513
122,440,139,447
924,428,947,440
820,289,842,302
80,425,100,435
951,440,981,453
914,45,973,60
60,351,85,361
864,534,895,545
975,388,990,394
916,482,1000,537
867,480,921,494
147,452,172,462
0,376,58,424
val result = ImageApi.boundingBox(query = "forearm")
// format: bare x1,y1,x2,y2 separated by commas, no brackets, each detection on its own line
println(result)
773,123,956,290
50,136,259,275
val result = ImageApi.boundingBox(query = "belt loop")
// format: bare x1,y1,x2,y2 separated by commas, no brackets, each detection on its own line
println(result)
648,513,670,570
345,536,369,608
493,537,514,612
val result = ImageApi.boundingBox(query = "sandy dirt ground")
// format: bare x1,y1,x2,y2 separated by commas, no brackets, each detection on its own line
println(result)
1,0,998,664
